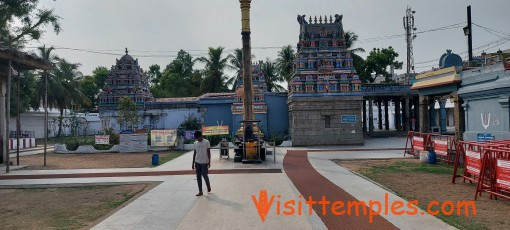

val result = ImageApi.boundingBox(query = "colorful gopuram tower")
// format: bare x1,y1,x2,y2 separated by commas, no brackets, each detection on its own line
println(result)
232,61,268,137
288,14,363,145
232,61,268,115
98,48,153,129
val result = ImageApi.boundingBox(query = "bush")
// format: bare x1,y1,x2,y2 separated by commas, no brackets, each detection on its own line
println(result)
269,135,284,146
64,136,94,151
205,135,231,147
92,144,114,150
184,139,195,144
104,128,120,145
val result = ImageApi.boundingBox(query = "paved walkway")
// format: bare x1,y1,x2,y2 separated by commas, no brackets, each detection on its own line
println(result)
284,150,397,229
0,137,456,229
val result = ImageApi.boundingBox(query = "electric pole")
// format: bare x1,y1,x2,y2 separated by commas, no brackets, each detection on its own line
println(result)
464,5,473,62
403,6,417,84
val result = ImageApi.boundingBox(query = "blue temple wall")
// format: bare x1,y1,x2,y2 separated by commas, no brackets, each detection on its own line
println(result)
200,98,235,134
265,93,289,137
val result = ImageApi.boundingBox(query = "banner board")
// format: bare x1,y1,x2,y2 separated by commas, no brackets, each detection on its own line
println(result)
465,150,481,176
150,129,177,147
496,159,510,190
202,126,229,136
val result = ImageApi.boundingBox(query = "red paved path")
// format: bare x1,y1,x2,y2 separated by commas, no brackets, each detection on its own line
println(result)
284,150,398,230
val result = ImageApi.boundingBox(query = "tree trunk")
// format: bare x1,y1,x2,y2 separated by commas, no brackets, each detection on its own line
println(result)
57,108,64,137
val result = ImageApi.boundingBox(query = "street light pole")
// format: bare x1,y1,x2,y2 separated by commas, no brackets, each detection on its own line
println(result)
44,70,48,166
5,36,12,172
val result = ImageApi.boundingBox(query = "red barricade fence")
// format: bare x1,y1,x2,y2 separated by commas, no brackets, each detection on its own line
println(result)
452,140,510,200
405,132,455,165
404,131,430,156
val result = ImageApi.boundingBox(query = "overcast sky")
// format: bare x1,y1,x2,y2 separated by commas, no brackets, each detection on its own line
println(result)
27,0,510,76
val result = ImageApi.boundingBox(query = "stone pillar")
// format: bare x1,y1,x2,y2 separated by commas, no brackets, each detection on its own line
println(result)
419,96,429,132
414,97,420,131
439,98,447,134
377,101,383,130
362,99,367,132
395,98,401,131
384,100,389,130
368,99,374,134
403,97,410,131
429,98,436,130
240,0,253,121
453,93,465,140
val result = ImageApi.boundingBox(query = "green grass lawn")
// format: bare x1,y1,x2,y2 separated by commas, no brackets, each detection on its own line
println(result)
156,151,186,165
357,161,485,230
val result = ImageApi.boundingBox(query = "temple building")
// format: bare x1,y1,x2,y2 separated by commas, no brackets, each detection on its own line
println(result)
288,14,364,145
98,48,154,130
232,61,269,135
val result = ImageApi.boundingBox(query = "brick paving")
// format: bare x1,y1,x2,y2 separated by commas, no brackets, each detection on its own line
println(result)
284,150,398,230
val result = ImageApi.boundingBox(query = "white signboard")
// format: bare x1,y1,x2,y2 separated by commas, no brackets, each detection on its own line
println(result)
95,135,110,145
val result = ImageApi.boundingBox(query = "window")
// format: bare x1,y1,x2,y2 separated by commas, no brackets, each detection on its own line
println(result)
325,116,331,128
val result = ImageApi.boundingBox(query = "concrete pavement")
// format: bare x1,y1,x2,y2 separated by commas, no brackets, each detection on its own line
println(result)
0,137,457,229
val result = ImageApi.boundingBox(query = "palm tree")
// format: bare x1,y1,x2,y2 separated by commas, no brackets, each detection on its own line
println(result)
196,47,230,93
226,48,256,92
344,31,366,78
275,45,296,89
34,45,58,164
48,59,88,137
262,58,285,92
226,48,243,92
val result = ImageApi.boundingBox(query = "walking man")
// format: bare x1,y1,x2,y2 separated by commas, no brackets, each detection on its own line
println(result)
192,131,211,196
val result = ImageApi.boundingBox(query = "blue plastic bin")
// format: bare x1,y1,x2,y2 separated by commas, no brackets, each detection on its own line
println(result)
427,151,436,164
152,153,159,166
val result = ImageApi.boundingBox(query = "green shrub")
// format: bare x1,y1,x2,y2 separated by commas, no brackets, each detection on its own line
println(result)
184,139,195,144
92,144,114,150
64,136,94,151
269,135,284,146
205,135,231,147
104,128,120,145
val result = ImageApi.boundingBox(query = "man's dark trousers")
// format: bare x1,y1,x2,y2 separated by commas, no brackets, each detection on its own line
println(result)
195,162,211,192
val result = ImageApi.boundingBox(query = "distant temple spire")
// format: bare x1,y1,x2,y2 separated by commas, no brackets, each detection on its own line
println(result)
125,47,128,54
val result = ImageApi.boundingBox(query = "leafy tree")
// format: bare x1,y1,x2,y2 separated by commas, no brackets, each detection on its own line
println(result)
178,114,202,130
116,96,140,131
92,66,109,90
151,50,202,98
275,45,296,88
146,64,161,86
9,70,37,116
361,47,403,83
0,0,61,46
262,58,285,92
79,75,99,112
344,31,366,78
196,47,230,93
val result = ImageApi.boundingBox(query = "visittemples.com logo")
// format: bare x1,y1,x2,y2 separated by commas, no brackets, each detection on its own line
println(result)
252,190,476,223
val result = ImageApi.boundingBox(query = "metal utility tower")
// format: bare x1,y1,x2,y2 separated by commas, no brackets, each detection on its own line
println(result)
403,6,417,84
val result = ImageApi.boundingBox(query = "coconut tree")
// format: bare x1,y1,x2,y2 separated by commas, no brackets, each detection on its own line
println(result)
196,47,230,93
226,48,256,92
47,59,89,137
344,31,366,79
275,45,296,89
262,58,286,92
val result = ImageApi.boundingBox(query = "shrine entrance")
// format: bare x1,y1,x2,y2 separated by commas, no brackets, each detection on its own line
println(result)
361,84,419,136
